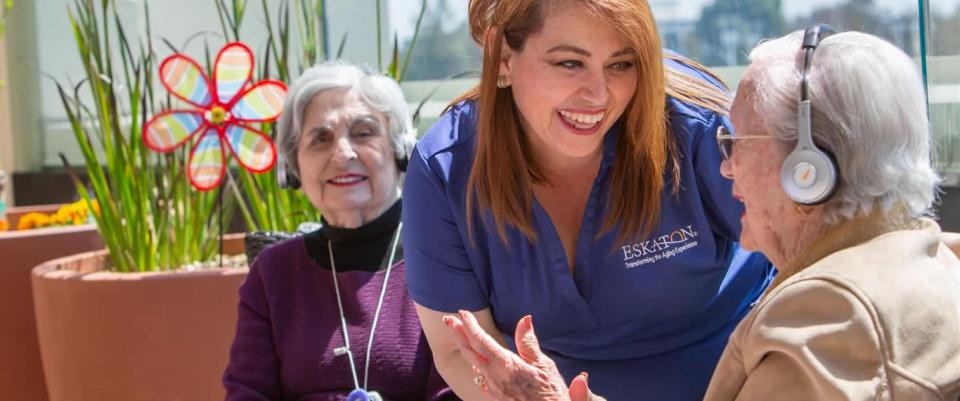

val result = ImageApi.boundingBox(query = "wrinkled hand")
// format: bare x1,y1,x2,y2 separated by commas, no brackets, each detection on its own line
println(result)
443,311,607,401
443,311,576,400
568,372,605,401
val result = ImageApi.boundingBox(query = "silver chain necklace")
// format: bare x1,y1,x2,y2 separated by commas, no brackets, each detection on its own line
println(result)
329,222,402,401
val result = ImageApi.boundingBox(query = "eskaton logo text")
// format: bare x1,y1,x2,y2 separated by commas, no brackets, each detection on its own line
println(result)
621,225,699,269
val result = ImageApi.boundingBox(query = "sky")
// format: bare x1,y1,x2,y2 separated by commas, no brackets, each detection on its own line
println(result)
388,0,960,42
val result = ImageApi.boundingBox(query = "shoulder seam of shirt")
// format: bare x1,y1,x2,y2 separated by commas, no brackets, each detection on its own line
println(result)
667,96,717,126
669,99,717,159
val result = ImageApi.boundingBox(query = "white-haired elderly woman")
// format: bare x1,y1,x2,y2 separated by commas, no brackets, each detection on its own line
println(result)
223,61,459,401
440,28,960,401
702,28,960,400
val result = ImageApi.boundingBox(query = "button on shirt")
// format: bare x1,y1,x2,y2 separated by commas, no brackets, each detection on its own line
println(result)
403,59,774,401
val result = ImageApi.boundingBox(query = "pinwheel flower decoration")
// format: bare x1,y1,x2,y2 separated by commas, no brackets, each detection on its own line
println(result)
143,42,286,191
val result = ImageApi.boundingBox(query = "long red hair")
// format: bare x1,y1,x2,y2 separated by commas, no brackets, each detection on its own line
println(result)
456,0,729,243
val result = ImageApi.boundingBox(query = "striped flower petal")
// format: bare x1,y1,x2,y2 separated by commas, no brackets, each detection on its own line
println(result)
229,80,287,122
142,110,205,152
159,56,212,108
224,124,277,172
187,129,226,191
214,42,254,105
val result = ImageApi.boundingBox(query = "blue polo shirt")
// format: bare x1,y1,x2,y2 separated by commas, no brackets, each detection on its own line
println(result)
403,60,774,401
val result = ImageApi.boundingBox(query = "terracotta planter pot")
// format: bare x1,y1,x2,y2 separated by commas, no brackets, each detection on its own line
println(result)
32,234,248,401
0,220,101,401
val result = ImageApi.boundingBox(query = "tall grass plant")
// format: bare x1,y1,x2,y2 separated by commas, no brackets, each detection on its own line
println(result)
58,0,232,272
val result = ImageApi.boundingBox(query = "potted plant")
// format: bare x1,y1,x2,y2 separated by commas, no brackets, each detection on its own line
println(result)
29,1,258,400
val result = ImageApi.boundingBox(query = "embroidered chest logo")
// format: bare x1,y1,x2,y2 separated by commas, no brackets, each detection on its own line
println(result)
621,225,700,269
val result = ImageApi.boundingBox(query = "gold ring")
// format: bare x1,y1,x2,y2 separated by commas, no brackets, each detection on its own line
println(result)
473,373,485,387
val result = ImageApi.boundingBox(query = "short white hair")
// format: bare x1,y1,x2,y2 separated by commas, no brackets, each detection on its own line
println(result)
276,60,416,179
745,30,940,222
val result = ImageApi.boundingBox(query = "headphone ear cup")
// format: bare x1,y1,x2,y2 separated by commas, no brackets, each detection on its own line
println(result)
289,174,301,190
277,162,301,190
780,147,838,205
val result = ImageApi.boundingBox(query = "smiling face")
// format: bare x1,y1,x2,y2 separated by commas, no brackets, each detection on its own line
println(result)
499,2,637,167
296,87,399,228
720,79,796,255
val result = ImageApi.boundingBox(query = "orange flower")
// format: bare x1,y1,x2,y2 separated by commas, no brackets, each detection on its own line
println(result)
51,210,71,226
14,200,100,231
80,199,100,220
17,212,51,230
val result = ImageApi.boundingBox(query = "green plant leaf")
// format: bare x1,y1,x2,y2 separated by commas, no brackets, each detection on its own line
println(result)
386,32,399,80
336,32,348,59
58,0,231,271
399,0,427,82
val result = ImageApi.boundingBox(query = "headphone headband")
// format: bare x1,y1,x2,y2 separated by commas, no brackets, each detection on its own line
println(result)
800,24,836,102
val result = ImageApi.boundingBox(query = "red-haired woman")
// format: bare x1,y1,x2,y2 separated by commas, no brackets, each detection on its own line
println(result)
402,1,773,400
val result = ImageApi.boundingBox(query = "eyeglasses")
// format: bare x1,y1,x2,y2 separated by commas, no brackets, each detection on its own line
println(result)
716,126,773,160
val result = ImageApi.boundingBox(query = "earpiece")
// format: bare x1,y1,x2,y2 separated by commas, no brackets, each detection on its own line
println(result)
276,158,301,190
781,24,839,205
396,154,409,172
396,139,414,173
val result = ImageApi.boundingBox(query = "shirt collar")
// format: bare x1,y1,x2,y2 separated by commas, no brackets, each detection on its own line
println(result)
768,204,921,291
319,198,402,246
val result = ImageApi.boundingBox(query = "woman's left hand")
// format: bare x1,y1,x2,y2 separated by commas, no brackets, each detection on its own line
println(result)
443,311,572,400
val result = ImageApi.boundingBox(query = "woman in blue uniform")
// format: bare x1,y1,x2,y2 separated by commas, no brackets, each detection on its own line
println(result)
402,0,774,400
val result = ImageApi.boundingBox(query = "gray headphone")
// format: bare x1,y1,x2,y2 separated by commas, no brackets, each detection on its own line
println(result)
276,156,301,189
276,149,410,190
780,24,839,205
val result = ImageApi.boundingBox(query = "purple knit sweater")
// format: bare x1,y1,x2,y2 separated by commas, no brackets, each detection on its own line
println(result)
222,237,458,401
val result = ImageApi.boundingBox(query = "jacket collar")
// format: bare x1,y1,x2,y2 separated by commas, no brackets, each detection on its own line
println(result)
768,204,921,291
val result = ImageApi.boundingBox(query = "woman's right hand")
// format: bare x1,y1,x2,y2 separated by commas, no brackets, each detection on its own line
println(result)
443,310,607,401
443,311,568,400
416,304,507,400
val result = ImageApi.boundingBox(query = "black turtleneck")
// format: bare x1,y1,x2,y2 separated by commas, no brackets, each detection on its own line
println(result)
304,199,403,272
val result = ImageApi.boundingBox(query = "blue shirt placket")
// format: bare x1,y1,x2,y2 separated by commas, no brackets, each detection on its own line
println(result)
526,128,619,335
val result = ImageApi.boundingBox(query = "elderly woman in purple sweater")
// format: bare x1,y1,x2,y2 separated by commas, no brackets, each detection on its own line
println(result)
223,61,458,401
